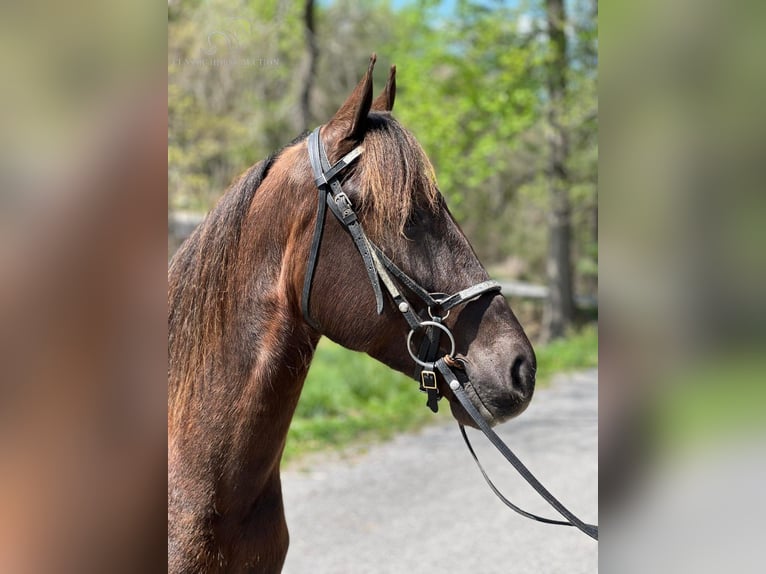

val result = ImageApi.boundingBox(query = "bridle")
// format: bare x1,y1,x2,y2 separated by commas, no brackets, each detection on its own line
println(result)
302,127,501,410
302,126,598,541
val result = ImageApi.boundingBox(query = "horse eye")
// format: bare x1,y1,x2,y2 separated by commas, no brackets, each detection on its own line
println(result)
404,210,424,235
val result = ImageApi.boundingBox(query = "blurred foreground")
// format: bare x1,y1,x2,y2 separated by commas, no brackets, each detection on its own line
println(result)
600,0,766,572
0,1,764,572
0,1,167,572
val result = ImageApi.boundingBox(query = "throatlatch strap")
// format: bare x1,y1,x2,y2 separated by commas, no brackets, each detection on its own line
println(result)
301,183,329,330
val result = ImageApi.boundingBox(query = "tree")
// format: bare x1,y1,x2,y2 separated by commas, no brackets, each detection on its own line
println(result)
296,0,317,133
541,0,575,342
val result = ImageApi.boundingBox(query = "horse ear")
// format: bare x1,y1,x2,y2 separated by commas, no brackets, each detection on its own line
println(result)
325,54,376,145
371,65,396,112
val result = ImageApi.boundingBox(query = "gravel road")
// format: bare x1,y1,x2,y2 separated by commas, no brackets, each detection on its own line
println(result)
282,370,598,574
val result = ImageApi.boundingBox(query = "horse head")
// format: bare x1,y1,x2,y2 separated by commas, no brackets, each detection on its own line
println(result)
301,55,536,426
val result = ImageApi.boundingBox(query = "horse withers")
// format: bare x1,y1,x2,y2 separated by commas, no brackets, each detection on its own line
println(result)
168,55,536,573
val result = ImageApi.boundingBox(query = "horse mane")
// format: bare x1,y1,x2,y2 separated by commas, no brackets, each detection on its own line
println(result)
168,135,306,412
353,112,440,240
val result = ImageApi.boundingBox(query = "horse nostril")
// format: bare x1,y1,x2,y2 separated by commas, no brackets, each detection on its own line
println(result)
511,353,536,402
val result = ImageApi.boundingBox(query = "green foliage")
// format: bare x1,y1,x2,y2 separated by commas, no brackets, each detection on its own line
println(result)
388,2,542,214
169,0,306,209
534,323,598,385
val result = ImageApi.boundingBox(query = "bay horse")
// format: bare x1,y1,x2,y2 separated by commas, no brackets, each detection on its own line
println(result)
168,55,536,573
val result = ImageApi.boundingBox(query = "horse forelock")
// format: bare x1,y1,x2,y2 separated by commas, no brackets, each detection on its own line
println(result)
354,113,440,240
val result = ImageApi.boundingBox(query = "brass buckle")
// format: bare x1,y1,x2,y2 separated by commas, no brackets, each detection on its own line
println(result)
420,370,438,391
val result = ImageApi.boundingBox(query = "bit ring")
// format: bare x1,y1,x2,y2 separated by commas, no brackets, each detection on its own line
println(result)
406,321,456,367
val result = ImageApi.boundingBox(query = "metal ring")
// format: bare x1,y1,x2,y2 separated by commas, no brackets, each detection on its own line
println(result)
406,321,456,367
428,306,450,320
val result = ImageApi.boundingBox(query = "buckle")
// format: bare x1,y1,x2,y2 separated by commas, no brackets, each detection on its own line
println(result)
334,192,357,223
420,370,438,391
334,192,352,211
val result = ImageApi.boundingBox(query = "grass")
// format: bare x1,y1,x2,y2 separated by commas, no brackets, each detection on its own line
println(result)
283,340,442,462
534,323,598,385
283,323,598,463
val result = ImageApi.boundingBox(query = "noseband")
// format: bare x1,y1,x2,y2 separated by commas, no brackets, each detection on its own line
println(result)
302,126,598,541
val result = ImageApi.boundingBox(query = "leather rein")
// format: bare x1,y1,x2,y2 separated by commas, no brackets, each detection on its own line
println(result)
302,127,598,541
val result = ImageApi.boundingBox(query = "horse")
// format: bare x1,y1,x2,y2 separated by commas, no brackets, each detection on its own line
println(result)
168,55,536,573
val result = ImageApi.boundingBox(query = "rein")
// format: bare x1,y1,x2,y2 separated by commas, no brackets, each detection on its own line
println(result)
302,126,598,542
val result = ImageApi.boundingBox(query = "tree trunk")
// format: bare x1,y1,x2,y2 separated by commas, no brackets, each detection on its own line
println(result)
297,0,317,133
541,0,575,342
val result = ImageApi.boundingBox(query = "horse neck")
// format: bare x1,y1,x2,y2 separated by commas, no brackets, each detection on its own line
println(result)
169,161,319,513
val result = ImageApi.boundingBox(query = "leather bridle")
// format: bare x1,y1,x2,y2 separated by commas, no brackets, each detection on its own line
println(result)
302,127,501,410
302,126,598,541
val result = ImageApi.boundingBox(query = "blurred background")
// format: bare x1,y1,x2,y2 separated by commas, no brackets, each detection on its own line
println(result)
600,1,766,572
